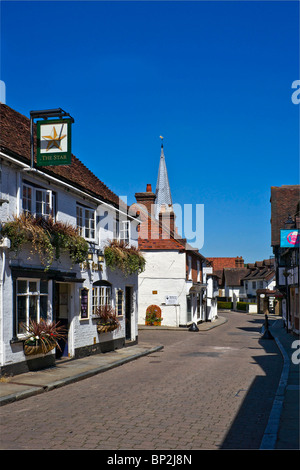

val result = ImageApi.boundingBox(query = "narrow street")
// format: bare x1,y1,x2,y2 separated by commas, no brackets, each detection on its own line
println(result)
0,312,283,450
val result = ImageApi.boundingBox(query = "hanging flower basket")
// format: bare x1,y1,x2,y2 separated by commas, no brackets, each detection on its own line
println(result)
94,305,120,334
96,322,119,334
0,213,89,270
22,319,67,356
104,240,146,276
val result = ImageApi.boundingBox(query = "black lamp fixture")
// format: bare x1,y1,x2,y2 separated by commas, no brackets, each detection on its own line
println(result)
87,246,94,261
97,250,104,263
284,214,295,228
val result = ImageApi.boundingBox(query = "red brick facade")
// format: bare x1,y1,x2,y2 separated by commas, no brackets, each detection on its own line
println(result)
133,184,185,251
133,184,207,277
207,257,244,271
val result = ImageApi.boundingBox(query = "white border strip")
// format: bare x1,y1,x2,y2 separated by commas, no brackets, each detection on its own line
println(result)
260,326,290,449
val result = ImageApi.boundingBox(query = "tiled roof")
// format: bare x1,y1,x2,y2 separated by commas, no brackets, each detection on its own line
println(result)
243,267,275,281
0,103,123,208
132,200,207,260
223,268,250,286
207,257,244,271
242,259,275,281
270,185,300,246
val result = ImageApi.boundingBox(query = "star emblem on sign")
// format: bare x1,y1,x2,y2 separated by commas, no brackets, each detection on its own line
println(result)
43,125,66,151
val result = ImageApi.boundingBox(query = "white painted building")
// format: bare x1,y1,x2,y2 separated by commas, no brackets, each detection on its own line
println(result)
0,103,140,376
131,142,217,327
242,260,276,301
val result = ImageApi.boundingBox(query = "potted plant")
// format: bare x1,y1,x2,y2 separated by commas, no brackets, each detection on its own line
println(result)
145,305,163,326
22,319,67,356
94,304,121,334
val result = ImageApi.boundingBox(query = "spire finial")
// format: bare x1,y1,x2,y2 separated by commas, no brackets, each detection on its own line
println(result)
159,135,164,148
155,137,172,219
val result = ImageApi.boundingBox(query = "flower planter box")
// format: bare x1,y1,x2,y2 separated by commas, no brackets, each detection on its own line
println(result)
97,323,119,334
24,341,56,356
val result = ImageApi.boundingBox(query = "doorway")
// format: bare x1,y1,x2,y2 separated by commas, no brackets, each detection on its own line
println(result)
125,286,133,340
54,282,69,358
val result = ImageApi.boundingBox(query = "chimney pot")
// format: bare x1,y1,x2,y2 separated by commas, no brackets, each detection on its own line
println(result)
146,184,152,192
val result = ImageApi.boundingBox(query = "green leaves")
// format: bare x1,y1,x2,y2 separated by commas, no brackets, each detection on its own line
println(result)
104,240,145,276
0,213,89,269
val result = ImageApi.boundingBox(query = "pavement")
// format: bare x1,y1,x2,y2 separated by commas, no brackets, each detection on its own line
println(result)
0,313,299,450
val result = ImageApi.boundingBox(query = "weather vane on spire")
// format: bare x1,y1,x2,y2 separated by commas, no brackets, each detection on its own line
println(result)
159,135,164,147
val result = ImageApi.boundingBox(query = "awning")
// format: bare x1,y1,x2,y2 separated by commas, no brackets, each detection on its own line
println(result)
54,275,85,283
11,266,84,283
189,284,207,294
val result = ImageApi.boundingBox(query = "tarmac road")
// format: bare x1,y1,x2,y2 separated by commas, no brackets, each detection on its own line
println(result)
0,311,295,450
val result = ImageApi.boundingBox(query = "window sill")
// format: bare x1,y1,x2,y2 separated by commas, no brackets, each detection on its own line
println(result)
10,336,26,345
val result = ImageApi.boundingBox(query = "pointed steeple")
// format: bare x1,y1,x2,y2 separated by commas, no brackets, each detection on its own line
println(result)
155,137,173,219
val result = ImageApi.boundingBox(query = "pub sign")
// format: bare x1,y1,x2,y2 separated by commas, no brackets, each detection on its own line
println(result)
37,118,72,166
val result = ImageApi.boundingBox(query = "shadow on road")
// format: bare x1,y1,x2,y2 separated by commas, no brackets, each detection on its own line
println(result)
220,334,283,449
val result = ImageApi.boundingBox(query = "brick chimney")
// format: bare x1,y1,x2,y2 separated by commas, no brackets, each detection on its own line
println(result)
135,184,156,215
159,205,176,237
235,256,244,267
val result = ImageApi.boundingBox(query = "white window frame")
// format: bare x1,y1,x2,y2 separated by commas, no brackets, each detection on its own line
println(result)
92,285,112,315
116,289,124,317
197,260,200,283
119,220,130,244
22,183,54,219
186,294,192,322
187,255,192,280
76,204,95,241
115,218,130,244
16,278,49,336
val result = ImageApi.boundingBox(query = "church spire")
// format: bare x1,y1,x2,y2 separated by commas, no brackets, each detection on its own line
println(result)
155,137,173,219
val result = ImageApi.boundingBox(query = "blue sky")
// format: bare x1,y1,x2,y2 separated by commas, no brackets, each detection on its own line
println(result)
1,0,299,263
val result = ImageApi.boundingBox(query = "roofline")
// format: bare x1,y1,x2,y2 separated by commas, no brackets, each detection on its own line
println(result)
0,148,139,222
134,202,209,261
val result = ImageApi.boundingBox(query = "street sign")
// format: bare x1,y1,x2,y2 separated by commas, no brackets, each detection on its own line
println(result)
36,118,72,166
165,295,178,305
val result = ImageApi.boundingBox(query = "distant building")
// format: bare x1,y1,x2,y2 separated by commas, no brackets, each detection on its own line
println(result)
270,185,299,333
132,142,217,327
208,255,277,313
207,257,245,297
